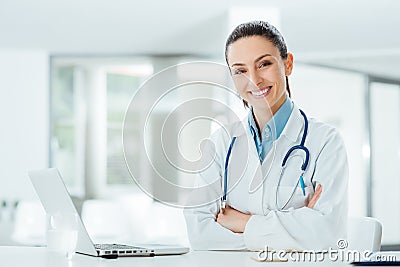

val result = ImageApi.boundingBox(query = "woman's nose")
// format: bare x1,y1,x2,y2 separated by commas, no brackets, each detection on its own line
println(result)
248,70,263,87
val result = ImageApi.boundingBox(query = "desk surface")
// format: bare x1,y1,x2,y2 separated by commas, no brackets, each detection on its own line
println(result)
1,246,356,267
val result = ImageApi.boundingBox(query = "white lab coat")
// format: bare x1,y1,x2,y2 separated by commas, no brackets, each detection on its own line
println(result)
184,103,349,251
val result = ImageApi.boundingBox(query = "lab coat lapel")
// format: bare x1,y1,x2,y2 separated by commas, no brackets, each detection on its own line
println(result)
248,104,304,214
229,116,264,214
261,103,305,184
280,103,304,144
241,117,265,214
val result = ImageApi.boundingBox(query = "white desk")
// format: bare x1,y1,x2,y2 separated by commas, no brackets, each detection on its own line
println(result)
1,246,355,267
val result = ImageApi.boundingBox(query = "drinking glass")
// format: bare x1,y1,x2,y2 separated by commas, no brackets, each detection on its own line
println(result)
46,212,79,260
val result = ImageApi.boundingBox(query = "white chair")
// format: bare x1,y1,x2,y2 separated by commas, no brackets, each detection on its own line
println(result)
11,201,46,246
347,217,382,252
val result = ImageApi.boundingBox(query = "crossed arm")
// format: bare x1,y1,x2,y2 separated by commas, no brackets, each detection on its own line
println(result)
185,127,348,251
216,184,323,233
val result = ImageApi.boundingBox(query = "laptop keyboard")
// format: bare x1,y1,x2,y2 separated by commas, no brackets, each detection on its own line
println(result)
94,244,144,250
94,244,155,257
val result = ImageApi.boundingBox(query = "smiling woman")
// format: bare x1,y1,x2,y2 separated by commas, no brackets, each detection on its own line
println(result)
227,35,292,128
184,21,349,251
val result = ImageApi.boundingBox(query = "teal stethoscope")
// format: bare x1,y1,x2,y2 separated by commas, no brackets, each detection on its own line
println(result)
221,109,310,212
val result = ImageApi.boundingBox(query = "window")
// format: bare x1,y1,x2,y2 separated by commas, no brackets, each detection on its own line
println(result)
51,66,79,190
50,57,153,196
106,73,142,184
369,79,400,246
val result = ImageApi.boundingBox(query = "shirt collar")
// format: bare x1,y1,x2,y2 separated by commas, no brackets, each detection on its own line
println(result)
270,96,293,140
247,95,293,141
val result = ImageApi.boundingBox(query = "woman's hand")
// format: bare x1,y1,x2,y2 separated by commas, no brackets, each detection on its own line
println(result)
216,205,251,233
216,184,322,233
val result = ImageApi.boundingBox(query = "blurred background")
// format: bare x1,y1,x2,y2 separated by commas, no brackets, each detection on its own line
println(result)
0,0,399,250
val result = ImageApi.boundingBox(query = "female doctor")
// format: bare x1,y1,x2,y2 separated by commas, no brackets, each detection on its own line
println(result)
184,21,348,251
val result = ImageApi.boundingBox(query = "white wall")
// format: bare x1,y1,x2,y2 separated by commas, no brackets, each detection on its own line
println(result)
0,50,49,201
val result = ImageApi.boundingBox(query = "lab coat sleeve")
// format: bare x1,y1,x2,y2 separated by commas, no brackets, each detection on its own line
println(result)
183,130,247,250
243,128,349,251
183,199,247,250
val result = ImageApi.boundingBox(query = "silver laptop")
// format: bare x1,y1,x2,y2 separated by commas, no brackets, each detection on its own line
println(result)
28,168,189,258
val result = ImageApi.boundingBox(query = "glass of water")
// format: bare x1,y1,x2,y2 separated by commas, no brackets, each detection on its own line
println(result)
46,212,79,260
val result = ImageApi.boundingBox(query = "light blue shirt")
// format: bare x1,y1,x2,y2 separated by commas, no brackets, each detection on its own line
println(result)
248,96,293,162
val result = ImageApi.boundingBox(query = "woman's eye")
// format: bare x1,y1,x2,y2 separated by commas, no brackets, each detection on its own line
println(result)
259,61,272,68
234,69,245,75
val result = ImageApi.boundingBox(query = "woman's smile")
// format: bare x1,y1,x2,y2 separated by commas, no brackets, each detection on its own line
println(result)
249,85,273,98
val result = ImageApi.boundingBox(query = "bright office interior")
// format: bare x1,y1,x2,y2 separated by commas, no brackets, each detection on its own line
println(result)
0,0,399,250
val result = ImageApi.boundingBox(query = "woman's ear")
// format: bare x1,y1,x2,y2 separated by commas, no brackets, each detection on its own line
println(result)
285,53,294,76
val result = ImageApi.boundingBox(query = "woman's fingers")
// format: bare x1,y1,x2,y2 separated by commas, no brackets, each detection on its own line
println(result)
307,184,322,209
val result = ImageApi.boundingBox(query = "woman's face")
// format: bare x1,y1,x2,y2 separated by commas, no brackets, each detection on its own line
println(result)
226,35,293,114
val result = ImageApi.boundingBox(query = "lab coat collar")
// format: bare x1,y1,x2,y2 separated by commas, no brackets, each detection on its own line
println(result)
232,102,303,143
231,116,248,137
280,102,304,143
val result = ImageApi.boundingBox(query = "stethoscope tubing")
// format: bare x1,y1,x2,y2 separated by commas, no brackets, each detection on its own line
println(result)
222,136,237,204
221,109,310,211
